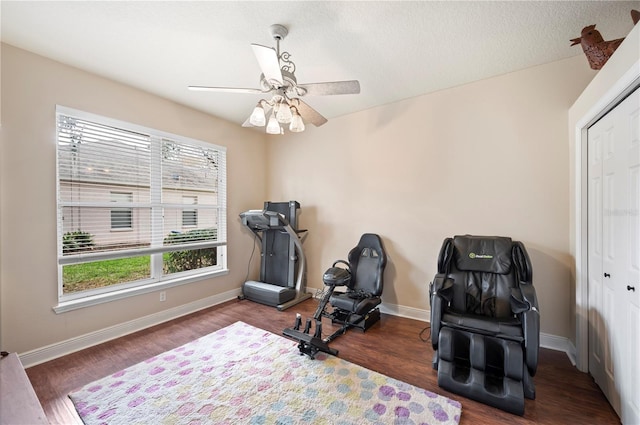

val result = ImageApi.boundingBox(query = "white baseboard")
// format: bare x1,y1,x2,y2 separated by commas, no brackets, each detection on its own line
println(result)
379,302,429,322
19,292,576,368
19,288,242,368
539,333,577,366
379,301,577,365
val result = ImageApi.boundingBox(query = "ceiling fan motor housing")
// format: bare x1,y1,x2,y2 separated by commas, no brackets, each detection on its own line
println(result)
260,70,300,94
270,24,288,41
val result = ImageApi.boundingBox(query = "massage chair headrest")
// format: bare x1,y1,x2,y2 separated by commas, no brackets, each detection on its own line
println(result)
452,235,513,274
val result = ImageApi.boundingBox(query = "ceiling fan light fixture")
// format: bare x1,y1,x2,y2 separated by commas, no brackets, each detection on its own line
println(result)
289,109,305,133
189,24,359,132
276,102,293,124
249,102,266,127
266,113,281,135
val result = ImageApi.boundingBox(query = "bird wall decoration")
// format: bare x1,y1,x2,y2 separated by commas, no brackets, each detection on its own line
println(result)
570,10,639,70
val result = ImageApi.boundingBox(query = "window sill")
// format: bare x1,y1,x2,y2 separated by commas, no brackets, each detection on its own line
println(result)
53,268,229,314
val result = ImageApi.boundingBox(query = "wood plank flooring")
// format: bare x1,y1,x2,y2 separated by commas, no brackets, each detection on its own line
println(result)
26,298,620,424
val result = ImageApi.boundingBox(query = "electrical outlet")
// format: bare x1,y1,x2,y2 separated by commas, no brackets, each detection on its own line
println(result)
159,291,166,302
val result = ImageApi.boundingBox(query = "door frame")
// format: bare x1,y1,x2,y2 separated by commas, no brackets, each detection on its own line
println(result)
574,60,640,373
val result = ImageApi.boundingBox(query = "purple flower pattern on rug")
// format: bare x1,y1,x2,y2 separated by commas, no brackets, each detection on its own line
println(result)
69,322,461,424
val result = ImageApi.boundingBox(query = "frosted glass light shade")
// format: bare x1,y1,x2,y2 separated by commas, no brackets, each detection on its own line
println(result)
289,113,305,133
249,105,266,126
276,104,293,123
266,114,281,134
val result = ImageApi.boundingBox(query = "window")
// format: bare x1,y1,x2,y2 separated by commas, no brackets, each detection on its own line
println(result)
111,192,133,230
182,196,198,227
56,106,227,307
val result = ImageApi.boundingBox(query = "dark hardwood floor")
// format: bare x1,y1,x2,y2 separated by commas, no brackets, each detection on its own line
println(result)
26,298,619,424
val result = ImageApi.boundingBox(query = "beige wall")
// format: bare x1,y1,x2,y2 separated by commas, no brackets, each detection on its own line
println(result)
267,55,594,339
0,44,267,354
0,40,603,356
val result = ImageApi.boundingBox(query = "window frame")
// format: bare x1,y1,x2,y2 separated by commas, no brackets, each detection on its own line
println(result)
55,106,228,313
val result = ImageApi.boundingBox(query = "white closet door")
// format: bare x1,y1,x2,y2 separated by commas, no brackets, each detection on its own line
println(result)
588,107,620,416
619,87,640,425
587,87,640,424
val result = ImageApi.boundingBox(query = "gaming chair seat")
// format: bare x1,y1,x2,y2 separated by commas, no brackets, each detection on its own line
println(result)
430,235,539,415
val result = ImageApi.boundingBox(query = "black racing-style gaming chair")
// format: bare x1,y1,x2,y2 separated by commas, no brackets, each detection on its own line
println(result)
283,233,387,359
430,235,539,415
324,233,388,331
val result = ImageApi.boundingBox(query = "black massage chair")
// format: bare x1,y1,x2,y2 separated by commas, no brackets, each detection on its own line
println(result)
430,235,539,415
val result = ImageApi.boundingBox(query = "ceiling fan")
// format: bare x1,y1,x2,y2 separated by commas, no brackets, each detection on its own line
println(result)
188,24,360,134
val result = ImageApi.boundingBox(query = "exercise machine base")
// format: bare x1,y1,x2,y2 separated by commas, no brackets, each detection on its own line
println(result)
242,280,296,305
241,280,312,310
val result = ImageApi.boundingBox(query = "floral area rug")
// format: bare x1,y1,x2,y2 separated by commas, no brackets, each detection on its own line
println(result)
69,321,461,424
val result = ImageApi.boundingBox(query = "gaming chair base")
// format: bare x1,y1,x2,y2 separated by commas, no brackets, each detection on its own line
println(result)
326,308,381,332
436,327,533,416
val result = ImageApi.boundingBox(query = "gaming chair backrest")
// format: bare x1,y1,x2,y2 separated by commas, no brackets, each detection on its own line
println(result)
347,233,387,297
438,235,531,318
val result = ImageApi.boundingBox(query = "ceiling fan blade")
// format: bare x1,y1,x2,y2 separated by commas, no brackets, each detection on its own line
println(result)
291,98,328,127
297,80,360,96
251,44,283,87
188,86,263,94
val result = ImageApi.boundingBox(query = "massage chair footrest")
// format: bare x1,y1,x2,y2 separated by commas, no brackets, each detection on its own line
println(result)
437,327,529,416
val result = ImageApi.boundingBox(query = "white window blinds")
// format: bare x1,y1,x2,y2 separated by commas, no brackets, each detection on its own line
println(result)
56,107,227,266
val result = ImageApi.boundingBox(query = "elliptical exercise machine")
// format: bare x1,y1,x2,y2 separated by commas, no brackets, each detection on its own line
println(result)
239,201,312,311
284,233,387,359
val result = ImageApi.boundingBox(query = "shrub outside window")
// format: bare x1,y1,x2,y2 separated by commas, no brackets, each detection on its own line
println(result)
56,106,227,303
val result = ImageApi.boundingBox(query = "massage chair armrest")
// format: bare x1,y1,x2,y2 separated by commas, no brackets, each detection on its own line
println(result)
523,308,539,376
430,274,453,350
512,282,540,376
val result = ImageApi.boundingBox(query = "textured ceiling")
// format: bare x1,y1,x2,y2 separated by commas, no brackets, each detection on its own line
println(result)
2,1,639,127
